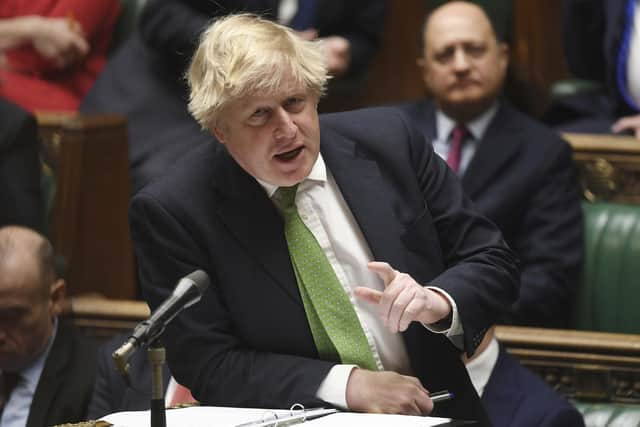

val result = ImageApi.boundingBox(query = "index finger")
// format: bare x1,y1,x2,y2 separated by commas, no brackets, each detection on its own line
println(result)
367,261,397,286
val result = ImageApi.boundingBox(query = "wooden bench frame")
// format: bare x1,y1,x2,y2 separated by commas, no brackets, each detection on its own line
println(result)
65,296,640,405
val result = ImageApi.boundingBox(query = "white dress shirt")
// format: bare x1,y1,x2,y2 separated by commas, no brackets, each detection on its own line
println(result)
627,0,640,108
0,319,57,427
464,337,499,397
433,103,499,176
257,154,462,408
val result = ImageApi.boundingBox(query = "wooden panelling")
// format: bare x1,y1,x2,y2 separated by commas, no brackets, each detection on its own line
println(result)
38,114,137,299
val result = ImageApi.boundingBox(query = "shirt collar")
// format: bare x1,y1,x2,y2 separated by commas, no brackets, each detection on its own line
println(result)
435,101,499,141
465,336,499,397
19,318,58,394
257,153,327,198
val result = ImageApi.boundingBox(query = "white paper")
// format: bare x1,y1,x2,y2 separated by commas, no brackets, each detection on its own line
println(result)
101,406,451,427
306,412,451,427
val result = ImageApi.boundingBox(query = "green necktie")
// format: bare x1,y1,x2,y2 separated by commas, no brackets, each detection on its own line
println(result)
276,185,378,370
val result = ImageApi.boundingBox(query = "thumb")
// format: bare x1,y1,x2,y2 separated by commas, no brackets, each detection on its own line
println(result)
367,261,397,286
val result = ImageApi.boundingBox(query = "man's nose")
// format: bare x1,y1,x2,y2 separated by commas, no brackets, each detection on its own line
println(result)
274,109,297,140
452,49,470,72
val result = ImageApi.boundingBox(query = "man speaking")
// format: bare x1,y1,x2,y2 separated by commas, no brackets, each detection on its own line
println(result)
129,14,519,425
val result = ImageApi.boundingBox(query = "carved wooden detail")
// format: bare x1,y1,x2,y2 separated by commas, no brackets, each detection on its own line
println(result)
496,325,640,404
564,133,640,204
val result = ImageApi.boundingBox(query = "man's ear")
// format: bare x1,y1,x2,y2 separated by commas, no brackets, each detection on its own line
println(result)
212,126,227,145
498,42,510,71
49,279,66,317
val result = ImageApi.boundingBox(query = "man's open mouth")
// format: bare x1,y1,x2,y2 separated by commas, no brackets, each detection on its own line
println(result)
275,146,303,161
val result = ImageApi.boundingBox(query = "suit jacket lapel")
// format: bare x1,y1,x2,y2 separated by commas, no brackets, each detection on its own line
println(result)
320,127,410,273
26,323,70,427
462,104,524,199
210,149,303,307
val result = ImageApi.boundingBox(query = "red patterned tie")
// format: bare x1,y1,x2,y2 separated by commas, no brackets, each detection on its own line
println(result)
447,124,469,173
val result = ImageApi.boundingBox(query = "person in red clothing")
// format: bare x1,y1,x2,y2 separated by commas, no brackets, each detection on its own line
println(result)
0,0,120,112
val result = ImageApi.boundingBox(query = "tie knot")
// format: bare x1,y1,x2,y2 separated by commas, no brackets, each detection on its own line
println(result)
275,184,299,211
450,124,469,143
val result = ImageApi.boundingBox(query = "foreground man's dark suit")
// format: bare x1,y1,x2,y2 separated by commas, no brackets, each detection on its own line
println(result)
130,107,519,423
399,100,583,328
25,322,98,427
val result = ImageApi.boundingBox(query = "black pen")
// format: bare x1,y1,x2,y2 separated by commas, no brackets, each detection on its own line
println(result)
430,390,454,403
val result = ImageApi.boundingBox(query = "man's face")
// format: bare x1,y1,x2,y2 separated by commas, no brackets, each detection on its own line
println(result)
213,82,321,187
419,4,508,121
0,257,59,372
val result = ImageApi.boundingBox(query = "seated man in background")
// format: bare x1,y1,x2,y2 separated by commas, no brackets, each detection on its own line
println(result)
399,2,584,426
130,13,520,425
87,333,196,419
81,0,387,194
548,0,640,139
0,0,120,112
0,99,44,233
0,226,97,426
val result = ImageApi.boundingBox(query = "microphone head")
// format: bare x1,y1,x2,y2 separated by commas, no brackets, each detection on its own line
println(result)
184,269,210,295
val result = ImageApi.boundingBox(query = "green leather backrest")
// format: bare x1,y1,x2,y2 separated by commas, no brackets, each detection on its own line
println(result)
575,402,640,427
574,202,640,333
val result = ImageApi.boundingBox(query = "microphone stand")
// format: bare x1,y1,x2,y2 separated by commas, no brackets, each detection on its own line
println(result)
148,340,167,427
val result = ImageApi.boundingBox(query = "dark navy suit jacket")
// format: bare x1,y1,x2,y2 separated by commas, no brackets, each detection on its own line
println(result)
25,322,97,427
129,107,519,425
87,334,171,419
399,100,583,328
81,0,386,193
483,346,585,427
0,99,44,233
554,0,636,131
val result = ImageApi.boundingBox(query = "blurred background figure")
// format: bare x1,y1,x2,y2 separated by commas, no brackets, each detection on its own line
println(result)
0,0,120,112
0,226,97,426
400,0,583,330
548,0,640,139
397,3,584,424
0,99,44,234
81,0,387,194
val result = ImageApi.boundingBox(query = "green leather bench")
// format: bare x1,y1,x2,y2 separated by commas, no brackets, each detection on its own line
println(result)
573,201,640,426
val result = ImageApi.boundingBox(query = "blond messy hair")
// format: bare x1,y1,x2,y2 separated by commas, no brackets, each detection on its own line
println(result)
187,14,329,130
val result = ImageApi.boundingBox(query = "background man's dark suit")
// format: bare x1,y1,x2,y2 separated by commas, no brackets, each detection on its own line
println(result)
550,0,634,132
399,100,583,328
130,107,519,424
25,321,97,427
87,334,170,419
483,346,585,427
0,99,44,233
81,0,386,193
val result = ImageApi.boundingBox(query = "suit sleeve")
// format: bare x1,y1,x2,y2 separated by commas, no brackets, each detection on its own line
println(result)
404,113,520,356
505,138,583,328
138,0,223,69
130,192,335,409
316,0,387,79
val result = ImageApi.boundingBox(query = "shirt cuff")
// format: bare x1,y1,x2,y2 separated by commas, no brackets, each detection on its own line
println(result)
315,364,357,409
423,286,463,338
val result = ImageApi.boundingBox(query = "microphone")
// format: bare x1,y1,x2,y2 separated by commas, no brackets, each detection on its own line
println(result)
113,270,210,378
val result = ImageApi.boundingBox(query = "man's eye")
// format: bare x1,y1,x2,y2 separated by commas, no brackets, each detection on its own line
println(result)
435,49,454,64
247,108,270,125
466,44,486,57
285,97,304,112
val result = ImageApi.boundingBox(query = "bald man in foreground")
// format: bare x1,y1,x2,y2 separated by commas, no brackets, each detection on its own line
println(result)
0,226,97,426
399,3,584,426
